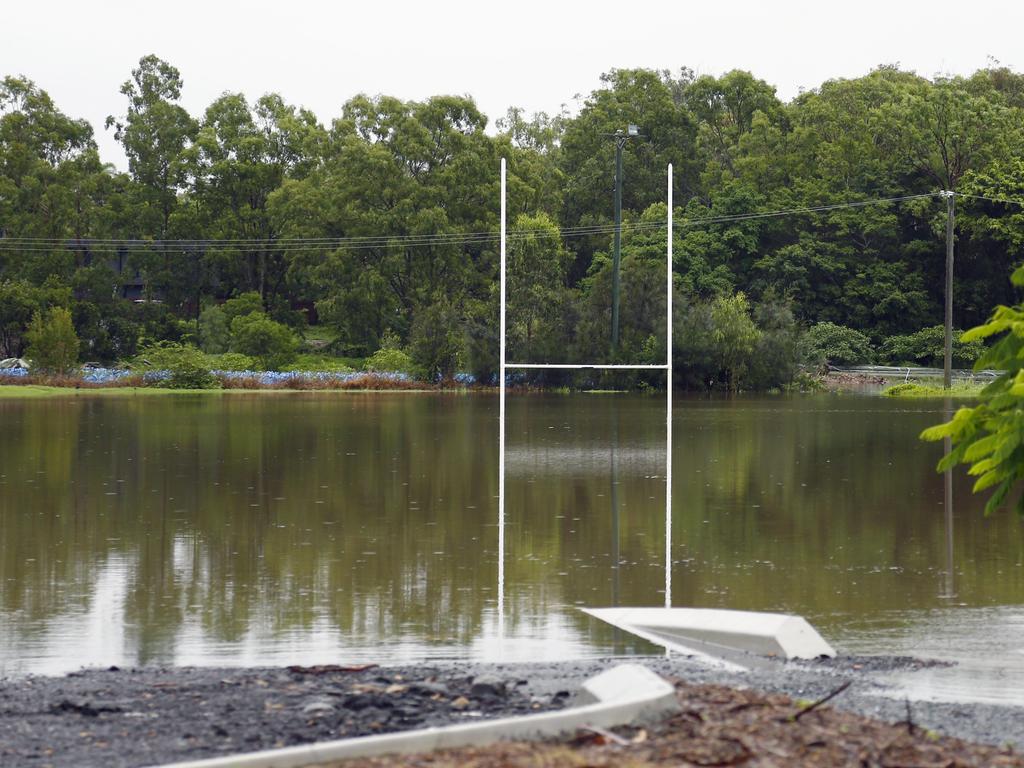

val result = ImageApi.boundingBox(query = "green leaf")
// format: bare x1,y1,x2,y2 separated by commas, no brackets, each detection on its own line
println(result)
1012,265,1024,287
963,434,999,462
986,478,1013,516
973,469,1006,493
920,423,954,441
967,457,996,476
937,442,967,472
962,321,1007,342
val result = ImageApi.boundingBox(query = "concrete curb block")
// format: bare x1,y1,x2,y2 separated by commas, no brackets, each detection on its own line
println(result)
582,607,836,661
152,664,679,768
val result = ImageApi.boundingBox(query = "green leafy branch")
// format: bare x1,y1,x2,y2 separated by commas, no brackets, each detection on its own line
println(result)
921,265,1024,515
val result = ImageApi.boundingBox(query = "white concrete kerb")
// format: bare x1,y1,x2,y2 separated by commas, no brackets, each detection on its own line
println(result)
582,607,837,661
151,664,678,768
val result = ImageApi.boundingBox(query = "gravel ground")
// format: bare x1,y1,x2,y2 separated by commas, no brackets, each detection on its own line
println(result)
1,654,1021,768
0,664,566,768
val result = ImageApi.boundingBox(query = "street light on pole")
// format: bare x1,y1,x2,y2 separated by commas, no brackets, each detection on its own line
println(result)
611,124,641,354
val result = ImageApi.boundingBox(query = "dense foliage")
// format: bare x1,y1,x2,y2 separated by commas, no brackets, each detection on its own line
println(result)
879,325,985,368
2,60,1024,386
797,322,874,366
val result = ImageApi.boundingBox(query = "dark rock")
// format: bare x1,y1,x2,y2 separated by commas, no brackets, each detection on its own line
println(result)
50,699,123,717
410,681,449,697
470,675,507,699
342,693,393,712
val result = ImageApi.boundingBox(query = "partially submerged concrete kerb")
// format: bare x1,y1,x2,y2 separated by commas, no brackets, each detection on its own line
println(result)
151,664,679,768
583,607,837,661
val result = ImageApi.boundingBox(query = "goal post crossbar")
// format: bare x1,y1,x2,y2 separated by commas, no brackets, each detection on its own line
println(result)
506,363,669,370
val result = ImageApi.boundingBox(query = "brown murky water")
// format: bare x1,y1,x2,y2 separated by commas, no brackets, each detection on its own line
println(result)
1,392,1022,701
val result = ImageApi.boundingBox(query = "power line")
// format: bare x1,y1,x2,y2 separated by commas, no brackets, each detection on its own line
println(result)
0,191,942,255
956,192,1024,208
0,221,668,252
0,220,668,245
674,193,937,228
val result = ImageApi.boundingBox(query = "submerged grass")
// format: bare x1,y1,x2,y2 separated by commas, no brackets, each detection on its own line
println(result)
0,384,186,398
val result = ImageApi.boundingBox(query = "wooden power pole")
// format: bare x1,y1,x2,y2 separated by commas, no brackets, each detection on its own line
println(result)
943,190,955,390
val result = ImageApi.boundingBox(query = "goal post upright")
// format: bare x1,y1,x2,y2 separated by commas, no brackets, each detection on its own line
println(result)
498,158,506,636
665,163,673,609
496,159,674,629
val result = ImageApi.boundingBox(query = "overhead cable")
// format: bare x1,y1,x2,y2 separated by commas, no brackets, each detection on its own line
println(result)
0,191,943,254
956,192,1024,208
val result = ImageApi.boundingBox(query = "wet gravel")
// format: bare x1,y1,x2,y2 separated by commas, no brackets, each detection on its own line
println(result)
0,664,566,768
1,655,1021,767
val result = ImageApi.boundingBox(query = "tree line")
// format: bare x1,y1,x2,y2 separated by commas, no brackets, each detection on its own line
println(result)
2,57,1023,387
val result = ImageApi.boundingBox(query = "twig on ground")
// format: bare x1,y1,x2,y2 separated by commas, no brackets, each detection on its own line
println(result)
792,681,852,722
901,697,917,735
570,726,632,747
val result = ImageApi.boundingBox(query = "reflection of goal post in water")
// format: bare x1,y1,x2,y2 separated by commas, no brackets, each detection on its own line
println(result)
496,159,675,636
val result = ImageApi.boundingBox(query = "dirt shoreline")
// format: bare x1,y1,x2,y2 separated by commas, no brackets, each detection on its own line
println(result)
2,655,1022,768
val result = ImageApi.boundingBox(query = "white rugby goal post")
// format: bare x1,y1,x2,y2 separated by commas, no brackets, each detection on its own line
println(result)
496,159,674,638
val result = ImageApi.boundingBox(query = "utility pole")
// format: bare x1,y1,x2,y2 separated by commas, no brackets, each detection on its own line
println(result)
611,125,640,354
943,190,955,390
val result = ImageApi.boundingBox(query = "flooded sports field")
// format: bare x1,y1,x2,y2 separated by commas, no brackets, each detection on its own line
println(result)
1,392,1022,703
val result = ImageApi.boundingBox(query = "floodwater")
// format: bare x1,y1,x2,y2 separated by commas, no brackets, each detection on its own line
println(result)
1,393,1022,703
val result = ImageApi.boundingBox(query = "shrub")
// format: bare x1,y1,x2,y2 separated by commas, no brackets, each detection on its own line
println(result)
222,292,264,325
160,355,221,390
879,325,984,367
230,312,298,371
26,307,80,375
365,330,416,376
199,306,231,353
409,298,462,381
132,342,220,389
205,352,258,371
710,293,761,391
132,341,200,371
366,346,416,375
131,342,219,391
281,354,355,373
797,322,873,366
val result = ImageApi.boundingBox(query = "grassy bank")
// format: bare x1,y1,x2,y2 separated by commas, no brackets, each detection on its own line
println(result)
883,382,987,399
0,384,442,399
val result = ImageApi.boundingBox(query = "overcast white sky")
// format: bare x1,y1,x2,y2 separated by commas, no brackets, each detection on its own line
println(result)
3,0,1021,169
